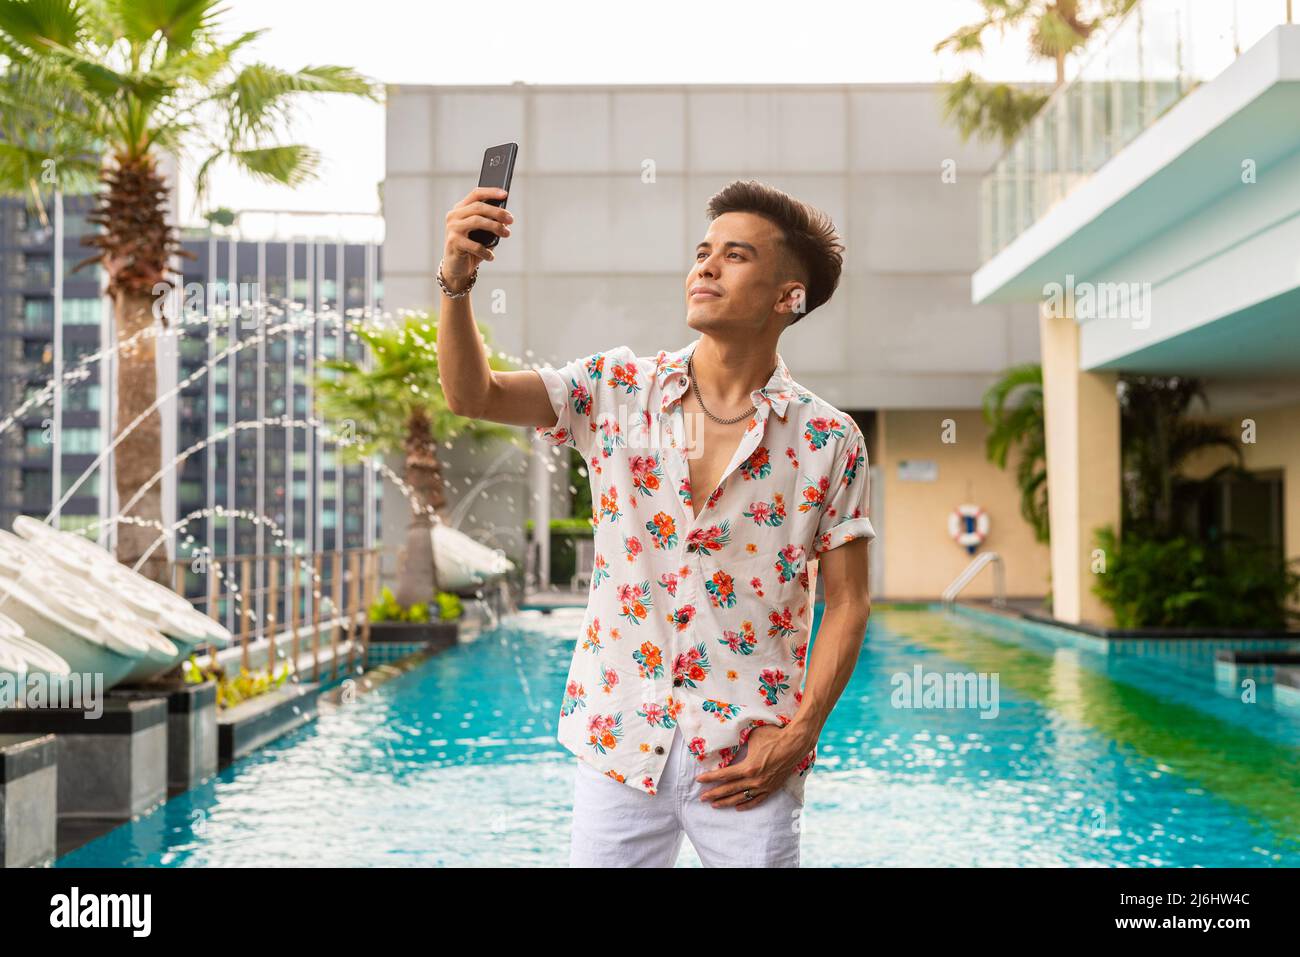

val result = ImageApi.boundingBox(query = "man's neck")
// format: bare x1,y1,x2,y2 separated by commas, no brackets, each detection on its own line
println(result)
690,334,778,410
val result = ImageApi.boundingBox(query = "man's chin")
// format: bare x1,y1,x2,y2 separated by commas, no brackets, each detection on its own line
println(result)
684,311,714,333
685,303,722,327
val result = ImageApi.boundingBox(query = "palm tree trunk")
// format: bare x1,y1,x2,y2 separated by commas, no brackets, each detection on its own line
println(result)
396,406,444,607
82,154,181,583
112,290,168,582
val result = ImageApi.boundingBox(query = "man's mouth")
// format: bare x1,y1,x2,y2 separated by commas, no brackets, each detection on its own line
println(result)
690,287,722,300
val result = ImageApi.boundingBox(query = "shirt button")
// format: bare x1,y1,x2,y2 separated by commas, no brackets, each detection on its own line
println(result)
673,676,684,687
655,745,665,755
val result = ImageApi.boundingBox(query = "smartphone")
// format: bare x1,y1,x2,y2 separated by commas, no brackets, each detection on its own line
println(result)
469,142,517,249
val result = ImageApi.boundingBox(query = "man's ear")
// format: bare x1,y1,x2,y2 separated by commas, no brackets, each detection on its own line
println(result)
776,282,806,319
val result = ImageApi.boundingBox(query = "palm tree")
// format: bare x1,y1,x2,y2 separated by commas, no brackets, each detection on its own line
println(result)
315,312,520,607
0,0,376,581
982,362,1049,543
935,0,1137,145
1117,375,1242,540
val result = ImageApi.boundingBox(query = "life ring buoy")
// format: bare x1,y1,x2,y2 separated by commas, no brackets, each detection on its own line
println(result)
948,504,989,554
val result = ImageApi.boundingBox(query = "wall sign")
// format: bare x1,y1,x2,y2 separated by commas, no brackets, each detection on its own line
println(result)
898,459,938,482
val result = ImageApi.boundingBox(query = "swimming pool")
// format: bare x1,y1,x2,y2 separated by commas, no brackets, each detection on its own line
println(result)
57,604,1300,867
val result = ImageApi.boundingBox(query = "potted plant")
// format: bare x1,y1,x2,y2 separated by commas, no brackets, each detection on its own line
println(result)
367,585,463,652
182,654,293,710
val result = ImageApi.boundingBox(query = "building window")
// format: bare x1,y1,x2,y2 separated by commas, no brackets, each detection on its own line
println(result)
23,298,53,329
63,298,103,325
21,253,52,285
62,210,100,237
179,337,207,362
61,472,98,496
63,383,101,412
61,428,100,453
56,514,100,536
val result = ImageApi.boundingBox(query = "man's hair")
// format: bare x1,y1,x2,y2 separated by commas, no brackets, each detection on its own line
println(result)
704,179,844,322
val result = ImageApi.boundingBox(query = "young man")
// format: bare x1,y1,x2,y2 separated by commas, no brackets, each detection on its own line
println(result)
437,179,874,868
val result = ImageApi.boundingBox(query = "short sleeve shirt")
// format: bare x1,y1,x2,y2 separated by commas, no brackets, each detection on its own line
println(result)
533,335,875,803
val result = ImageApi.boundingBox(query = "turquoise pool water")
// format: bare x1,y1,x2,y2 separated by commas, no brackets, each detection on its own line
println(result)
58,605,1300,867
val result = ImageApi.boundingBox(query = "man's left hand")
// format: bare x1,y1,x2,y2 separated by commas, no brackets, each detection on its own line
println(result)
694,724,809,811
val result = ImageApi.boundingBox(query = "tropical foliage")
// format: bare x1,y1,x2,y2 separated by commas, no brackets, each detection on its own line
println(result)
934,0,1137,144
1089,377,1298,628
368,585,463,624
982,362,1048,543
314,311,519,606
1116,375,1241,540
182,653,292,709
1092,526,1299,630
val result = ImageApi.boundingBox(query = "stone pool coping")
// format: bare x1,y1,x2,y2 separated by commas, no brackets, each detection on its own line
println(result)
948,601,1300,662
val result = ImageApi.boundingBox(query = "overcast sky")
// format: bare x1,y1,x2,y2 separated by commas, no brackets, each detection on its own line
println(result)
182,0,1054,225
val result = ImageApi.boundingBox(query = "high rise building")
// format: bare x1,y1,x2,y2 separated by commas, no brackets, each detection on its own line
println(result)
0,194,104,534
0,196,384,631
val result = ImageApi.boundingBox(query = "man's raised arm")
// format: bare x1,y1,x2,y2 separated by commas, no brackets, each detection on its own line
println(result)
436,186,559,430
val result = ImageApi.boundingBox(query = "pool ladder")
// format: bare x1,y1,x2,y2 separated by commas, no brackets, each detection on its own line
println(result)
942,552,1007,609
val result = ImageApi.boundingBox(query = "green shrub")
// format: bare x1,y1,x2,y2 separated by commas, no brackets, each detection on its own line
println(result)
369,585,463,623
437,591,463,620
1091,526,1300,629
181,653,291,710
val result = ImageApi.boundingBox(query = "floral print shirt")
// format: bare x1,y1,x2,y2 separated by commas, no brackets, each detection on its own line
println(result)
534,335,875,803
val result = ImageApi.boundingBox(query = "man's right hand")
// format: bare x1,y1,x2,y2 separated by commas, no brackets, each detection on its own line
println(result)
441,187,513,291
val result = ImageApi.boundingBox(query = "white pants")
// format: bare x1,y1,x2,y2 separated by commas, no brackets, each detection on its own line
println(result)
568,723,803,867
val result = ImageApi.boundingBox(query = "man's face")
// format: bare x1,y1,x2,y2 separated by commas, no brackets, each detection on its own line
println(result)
685,211,804,333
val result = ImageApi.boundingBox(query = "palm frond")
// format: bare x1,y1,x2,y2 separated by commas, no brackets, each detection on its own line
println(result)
228,143,319,185
0,0,86,51
221,62,377,139
106,0,219,51
938,72,1050,145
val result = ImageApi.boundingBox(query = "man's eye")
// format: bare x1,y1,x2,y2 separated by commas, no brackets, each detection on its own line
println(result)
728,252,743,260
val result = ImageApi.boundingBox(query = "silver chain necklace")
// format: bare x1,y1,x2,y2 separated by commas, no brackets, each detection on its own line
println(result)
687,352,770,425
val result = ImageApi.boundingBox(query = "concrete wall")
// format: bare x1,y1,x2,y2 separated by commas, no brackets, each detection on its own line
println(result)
383,83,1044,591
384,83,1039,407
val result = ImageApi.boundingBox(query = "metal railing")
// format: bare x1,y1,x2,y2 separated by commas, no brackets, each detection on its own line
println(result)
981,0,1293,261
942,552,1007,609
170,546,380,683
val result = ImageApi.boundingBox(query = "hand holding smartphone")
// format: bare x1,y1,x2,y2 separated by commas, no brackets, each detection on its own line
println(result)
469,143,517,248
441,143,518,290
